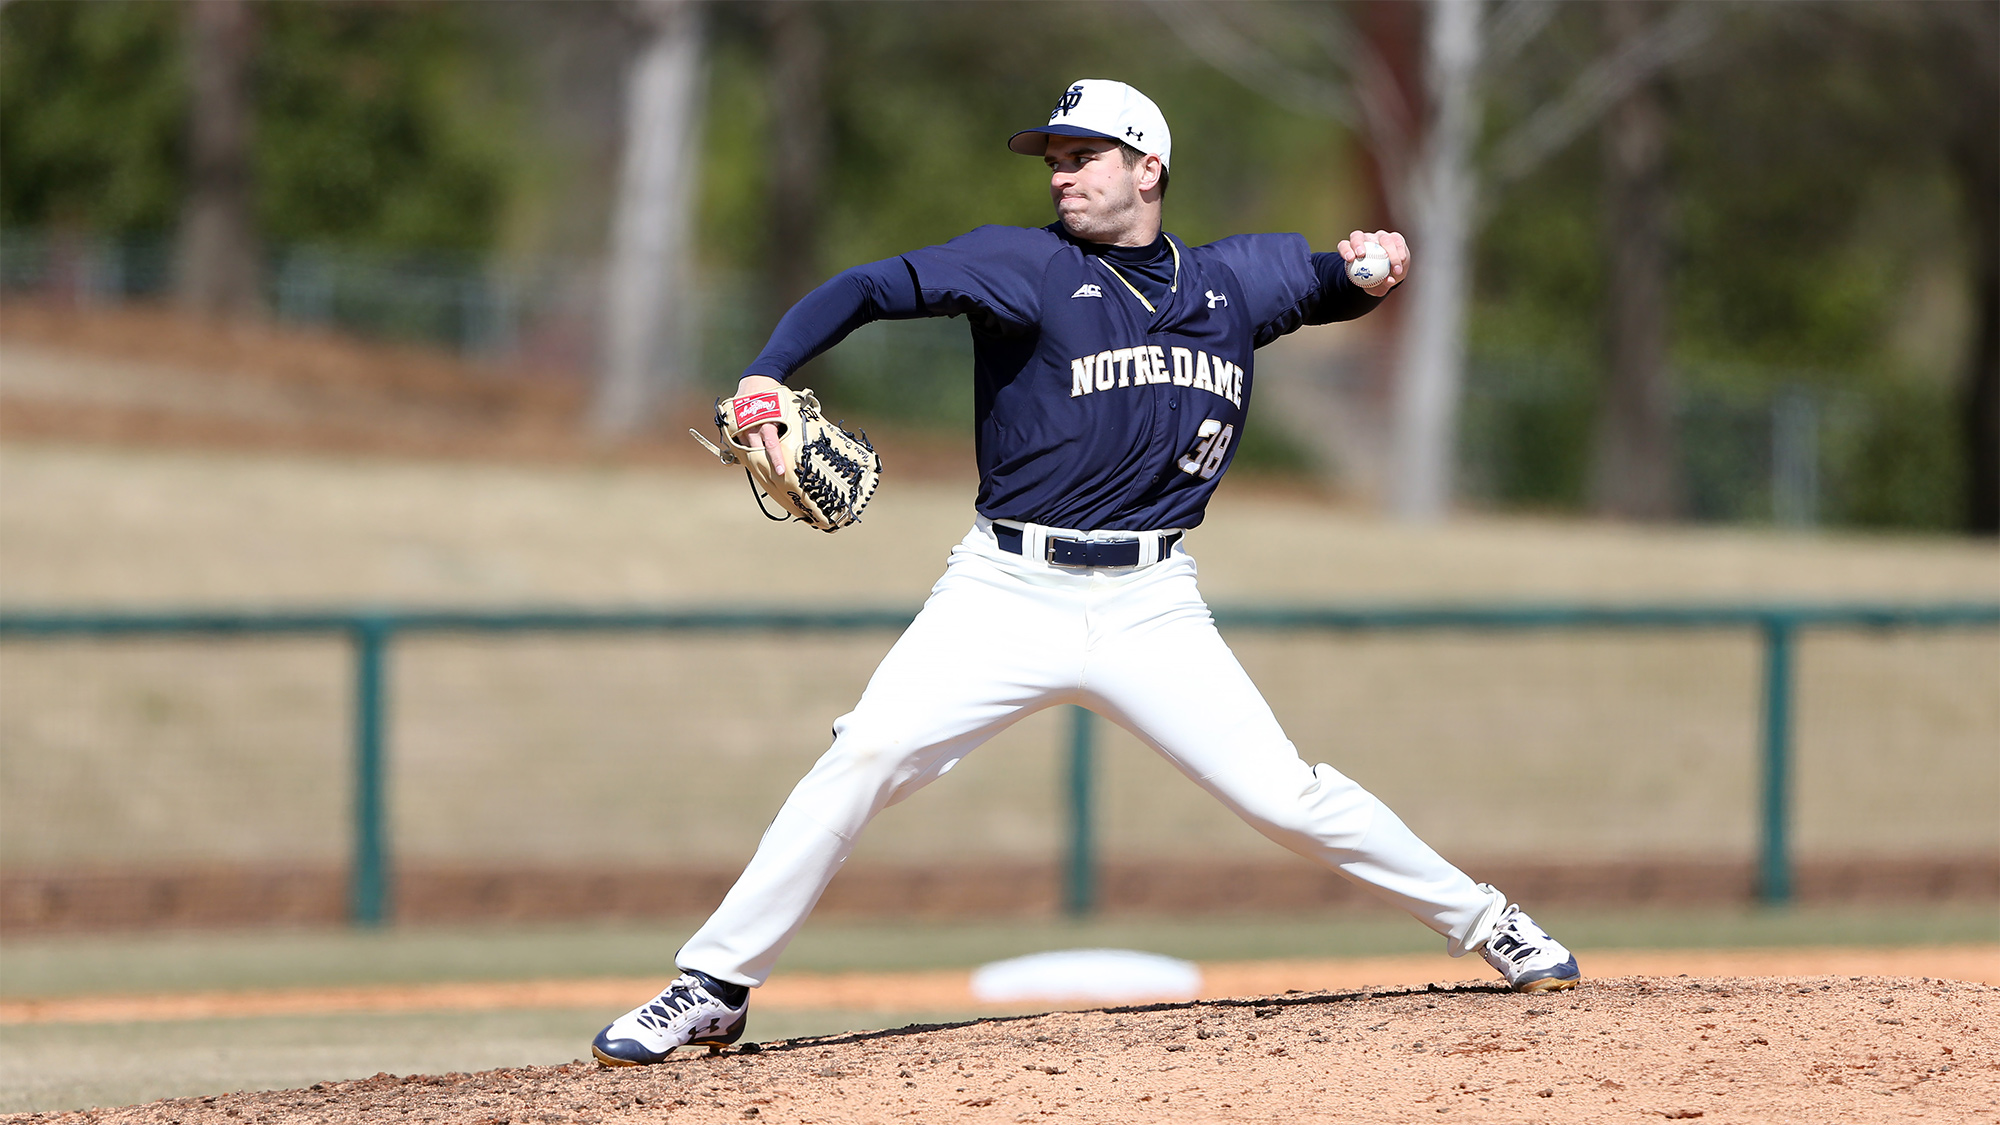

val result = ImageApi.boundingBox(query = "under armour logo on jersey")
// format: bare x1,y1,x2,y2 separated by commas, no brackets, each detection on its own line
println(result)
1070,284,1104,299
1050,84,1084,120
1205,290,1228,308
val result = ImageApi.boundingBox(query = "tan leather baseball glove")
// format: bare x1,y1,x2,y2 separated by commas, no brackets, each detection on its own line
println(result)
690,386,882,532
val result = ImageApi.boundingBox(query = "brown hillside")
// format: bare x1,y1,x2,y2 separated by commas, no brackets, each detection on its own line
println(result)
0,301,973,476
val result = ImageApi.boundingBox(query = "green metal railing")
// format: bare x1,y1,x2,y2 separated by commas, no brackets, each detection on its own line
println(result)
3,601,1993,923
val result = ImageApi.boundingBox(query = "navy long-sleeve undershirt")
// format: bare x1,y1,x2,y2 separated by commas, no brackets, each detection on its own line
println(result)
742,259,927,382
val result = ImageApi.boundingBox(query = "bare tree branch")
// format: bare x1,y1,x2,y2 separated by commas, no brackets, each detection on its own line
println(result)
1149,0,1359,127
1147,0,1413,216
1294,3,1418,186
1483,0,1558,71
1486,1,1716,186
593,0,707,436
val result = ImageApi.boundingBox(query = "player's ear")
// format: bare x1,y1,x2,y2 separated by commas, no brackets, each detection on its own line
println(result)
1136,154,1164,193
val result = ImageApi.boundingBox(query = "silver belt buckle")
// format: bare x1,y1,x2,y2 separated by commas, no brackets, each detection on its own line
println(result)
1045,535,1142,567
1043,537,1085,566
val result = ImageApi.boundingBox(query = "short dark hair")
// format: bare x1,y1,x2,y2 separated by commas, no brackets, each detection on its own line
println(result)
1117,142,1169,199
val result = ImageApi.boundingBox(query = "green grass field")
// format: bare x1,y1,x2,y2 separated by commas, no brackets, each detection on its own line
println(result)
4,905,1996,1114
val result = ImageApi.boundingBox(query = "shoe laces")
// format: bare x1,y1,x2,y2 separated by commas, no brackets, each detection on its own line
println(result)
1488,908,1553,965
637,975,711,1028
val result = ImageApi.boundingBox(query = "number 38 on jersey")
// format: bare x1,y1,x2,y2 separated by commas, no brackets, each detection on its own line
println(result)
1178,419,1235,480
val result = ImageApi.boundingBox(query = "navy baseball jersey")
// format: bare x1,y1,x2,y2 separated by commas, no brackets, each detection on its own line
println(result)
745,223,1382,531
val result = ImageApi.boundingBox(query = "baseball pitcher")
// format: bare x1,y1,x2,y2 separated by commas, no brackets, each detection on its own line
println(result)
594,78,1580,1066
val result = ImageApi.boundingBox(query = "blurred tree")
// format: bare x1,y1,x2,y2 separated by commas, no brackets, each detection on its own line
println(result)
1159,0,1710,520
1389,0,1482,524
1479,2,1988,532
761,0,825,318
1930,3,1998,535
1672,2,1993,533
176,0,260,319
254,2,511,252
0,0,515,253
12,0,1972,527
593,0,706,436
1590,0,1677,520
0,0,186,235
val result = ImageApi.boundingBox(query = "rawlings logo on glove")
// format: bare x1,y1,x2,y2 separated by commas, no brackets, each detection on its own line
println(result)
691,386,882,533
730,392,784,430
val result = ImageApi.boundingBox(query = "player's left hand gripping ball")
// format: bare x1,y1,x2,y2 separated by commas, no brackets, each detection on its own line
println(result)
691,386,882,532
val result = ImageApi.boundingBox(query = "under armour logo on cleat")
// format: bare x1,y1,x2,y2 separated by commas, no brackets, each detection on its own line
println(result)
1071,284,1104,299
1205,290,1228,308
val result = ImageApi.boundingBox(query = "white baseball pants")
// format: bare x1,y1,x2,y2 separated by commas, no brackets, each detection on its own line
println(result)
678,519,1507,987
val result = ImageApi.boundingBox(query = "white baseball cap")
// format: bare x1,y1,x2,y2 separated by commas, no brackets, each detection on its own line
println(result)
1008,79,1172,171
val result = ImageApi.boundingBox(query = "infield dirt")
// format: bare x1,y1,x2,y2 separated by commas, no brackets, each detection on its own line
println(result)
9,974,1996,1124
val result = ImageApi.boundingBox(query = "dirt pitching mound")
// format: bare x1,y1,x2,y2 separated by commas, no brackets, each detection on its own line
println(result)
11,975,1996,1124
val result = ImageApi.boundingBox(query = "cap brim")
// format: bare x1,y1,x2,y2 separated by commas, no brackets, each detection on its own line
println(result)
1007,123,1121,156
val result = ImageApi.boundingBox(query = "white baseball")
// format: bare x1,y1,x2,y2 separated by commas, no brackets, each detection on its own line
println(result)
1346,241,1391,286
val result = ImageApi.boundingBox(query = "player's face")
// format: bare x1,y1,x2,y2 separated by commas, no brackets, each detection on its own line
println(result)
1044,135,1145,244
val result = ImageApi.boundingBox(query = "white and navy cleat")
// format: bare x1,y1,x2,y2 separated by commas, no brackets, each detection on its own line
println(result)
591,971,750,1066
1479,905,1581,993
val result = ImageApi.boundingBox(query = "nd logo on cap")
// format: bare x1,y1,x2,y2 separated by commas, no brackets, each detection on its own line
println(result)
1008,78,1172,172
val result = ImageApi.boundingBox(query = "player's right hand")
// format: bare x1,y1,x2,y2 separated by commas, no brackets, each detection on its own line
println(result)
735,374,788,477
1338,229,1409,297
